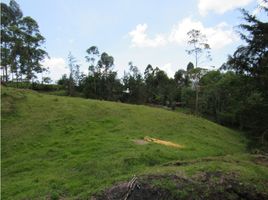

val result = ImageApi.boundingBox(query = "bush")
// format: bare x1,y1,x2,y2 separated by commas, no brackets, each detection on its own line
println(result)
181,87,195,110
6,81,64,91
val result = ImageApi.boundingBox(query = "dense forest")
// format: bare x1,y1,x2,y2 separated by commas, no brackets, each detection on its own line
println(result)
1,0,268,147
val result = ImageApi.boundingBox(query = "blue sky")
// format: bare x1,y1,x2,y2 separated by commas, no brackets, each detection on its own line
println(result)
3,0,266,81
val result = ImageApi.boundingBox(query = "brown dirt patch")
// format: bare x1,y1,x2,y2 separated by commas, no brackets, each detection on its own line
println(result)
144,136,184,149
252,154,268,167
163,156,241,166
92,172,268,200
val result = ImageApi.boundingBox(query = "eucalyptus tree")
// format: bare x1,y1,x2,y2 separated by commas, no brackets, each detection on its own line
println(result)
19,16,47,82
67,52,77,96
85,46,99,75
85,46,100,94
144,64,155,102
0,0,48,84
188,67,208,114
186,29,211,68
1,0,23,82
123,62,145,103
98,52,114,76
84,46,120,100
174,69,186,87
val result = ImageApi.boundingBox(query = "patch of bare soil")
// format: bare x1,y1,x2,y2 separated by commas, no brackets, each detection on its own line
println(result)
163,156,240,166
92,172,268,200
252,154,268,167
91,175,174,200
144,136,184,149
133,137,184,148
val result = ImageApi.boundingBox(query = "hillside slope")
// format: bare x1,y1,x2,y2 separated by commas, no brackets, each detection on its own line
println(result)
1,87,267,199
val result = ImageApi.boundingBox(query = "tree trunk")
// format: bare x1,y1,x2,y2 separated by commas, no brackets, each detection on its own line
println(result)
2,68,4,82
5,66,8,82
31,78,34,89
195,85,199,115
195,52,198,68
16,71,19,88
261,129,268,144
4,43,8,82
94,75,96,95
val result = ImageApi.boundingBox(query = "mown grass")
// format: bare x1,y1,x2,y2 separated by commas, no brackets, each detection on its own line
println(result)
1,87,267,199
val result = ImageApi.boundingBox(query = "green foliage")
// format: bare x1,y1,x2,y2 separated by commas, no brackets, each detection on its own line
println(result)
82,46,122,100
186,62,194,71
221,8,268,141
6,81,64,91
181,87,195,109
122,62,146,103
0,0,48,83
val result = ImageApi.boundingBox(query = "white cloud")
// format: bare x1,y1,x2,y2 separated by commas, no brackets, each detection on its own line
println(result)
169,18,204,45
160,63,175,78
170,17,239,49
129,18,238,50
198,0,253,16
41,57,69,81
128,24,167,48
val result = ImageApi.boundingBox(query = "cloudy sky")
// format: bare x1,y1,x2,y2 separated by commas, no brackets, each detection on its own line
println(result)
4,0,266,81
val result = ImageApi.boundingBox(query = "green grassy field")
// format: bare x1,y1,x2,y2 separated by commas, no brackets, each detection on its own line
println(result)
1,87,268,199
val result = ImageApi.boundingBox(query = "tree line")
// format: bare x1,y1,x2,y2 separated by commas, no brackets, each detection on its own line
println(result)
58,7,268,145
1,0,48,85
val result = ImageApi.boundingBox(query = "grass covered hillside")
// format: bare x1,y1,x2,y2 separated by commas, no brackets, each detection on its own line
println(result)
1,87,268,199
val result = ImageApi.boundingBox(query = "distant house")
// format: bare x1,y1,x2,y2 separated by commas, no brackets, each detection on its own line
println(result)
123,88,130,94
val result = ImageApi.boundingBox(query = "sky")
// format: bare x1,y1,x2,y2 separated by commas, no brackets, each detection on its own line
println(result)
2,0,267,81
